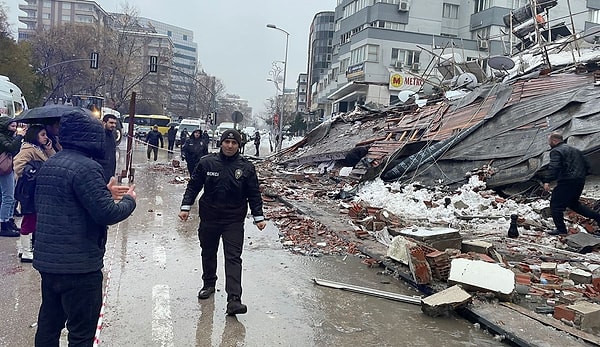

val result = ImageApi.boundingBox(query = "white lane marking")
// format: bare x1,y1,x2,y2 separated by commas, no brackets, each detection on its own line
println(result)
154,245,167,269
152,285,174,347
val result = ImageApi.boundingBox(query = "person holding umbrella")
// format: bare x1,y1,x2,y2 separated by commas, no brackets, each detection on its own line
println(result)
0,116,25,237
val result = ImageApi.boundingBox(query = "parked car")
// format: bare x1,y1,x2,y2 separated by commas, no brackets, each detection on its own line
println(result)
134,126,152,141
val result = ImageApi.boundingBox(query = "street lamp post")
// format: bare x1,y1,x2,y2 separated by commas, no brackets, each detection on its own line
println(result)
266,23,289,152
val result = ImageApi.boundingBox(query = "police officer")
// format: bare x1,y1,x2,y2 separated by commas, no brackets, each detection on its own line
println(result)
178,129,266,315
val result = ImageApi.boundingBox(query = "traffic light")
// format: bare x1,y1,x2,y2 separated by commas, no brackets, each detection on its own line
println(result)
149,56,158,73
90,52,99,69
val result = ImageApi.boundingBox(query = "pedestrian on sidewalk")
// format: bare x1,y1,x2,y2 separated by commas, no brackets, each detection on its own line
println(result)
167,125,177,153
97,114,118,183
253,130,261,156
0,116,25,237
178,129,266,315
13,125,55,262
145,125,164,161
543,133,600,235
33,110,137,346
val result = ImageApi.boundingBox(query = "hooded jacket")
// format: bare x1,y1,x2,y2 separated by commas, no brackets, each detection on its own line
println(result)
0,116,23,157
33,111,136,274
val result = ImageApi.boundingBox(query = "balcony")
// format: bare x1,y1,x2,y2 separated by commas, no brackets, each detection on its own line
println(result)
18,15,37,23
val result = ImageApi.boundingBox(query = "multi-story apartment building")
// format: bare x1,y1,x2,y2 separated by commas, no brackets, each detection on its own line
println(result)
18,0,109,41
306,11,335,114
295,73,308,114
139,17,199,117
315,0,592,118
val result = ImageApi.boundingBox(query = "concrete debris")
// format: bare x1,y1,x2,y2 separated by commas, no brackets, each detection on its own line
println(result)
448,258,515,296
387,236,416,265
421,285,472,318
566,302,600,330
395,226,462,251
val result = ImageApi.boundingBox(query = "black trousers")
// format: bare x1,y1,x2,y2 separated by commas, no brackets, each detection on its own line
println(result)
35,271,103,347
254,143,259,156
551,179,600,233
198,222,244,301
147,145,158,161
167,140,175,152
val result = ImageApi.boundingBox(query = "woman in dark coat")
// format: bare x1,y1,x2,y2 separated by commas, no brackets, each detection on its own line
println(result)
0,116,25,237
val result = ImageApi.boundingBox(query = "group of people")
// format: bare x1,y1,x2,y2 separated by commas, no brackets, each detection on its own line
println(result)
0,110,137,346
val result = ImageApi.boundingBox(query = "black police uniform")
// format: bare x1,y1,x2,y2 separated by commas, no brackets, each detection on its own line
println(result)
180,150,264,301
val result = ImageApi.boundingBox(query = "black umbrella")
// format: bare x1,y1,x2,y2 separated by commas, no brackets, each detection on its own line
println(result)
15,104,92,124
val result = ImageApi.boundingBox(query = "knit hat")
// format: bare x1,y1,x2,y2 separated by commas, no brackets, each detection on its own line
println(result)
220,129,242,146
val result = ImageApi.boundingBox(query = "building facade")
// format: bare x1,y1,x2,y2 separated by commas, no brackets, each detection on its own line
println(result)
306,11,335,115
18,0,109,41
314,0,592,118
138,17,199,117
295,73,308,113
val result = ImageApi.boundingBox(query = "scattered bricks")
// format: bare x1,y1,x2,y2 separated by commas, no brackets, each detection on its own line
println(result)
474,253,496,263
461,240,494,255
426,250,451,281
553,304,576,322
516,263,532,273
421,285,472,317
540,273,562,285
408,246,432,285
570,269,593,285
567,302,600,330
541,262,558,275
515,273,532,285
448,258,515,296
592,277,600,291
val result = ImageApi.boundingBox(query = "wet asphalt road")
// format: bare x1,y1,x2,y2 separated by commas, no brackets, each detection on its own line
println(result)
0,140,503,347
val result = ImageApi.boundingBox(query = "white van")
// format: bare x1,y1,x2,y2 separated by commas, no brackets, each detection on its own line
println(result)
0,76,27,118
176,118,206,145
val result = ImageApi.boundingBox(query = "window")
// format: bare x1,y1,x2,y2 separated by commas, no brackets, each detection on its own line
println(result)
350,44,378,65
472,27,490,41
590,9,600,24
62,3,71,9
443,3,459,19
167,31,172,37
43,13,51,19
62,15,70,21
42,1,51,8
183,34,187,41
474,0,489,13
392,48,421,65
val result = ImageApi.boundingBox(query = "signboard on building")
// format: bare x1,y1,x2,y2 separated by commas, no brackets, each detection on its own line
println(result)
389,72,424,92
346,63,365,80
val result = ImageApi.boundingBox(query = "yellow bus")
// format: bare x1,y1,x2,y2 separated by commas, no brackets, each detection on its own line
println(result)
122,114,171,135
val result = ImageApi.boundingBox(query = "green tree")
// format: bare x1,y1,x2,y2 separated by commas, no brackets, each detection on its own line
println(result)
288,112,307,135
0,4,44,107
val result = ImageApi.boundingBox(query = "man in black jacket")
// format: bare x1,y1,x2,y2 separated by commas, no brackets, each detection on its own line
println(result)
167,125,177,153
145,125,164,161
97,114,118,183
543,133,600,235
178,129,266,315
33,110,137,346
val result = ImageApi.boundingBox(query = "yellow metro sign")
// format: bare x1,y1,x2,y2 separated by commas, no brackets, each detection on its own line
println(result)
389,72,423,91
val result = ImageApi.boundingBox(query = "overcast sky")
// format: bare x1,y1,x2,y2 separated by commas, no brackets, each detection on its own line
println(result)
3,0,334,116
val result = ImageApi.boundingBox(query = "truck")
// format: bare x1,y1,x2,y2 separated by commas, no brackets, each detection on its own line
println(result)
176,118,206,146
0,75,28,118
70,95,124,145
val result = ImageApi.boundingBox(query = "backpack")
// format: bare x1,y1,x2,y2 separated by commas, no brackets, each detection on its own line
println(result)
15,160,44,215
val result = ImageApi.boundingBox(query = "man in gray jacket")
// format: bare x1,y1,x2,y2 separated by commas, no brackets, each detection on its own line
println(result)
33,110,137,346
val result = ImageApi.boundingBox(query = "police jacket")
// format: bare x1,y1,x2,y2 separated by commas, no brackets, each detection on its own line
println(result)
180,150,264,224
33,111,136,274
182,137,208,166
545,142,590,183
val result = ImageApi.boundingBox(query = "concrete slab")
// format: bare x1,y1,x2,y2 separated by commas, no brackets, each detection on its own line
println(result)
567,302,600,330
421,285,472,317
396,226,462,251
387,235,417,265
448,258,515,295
461,239,494,254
